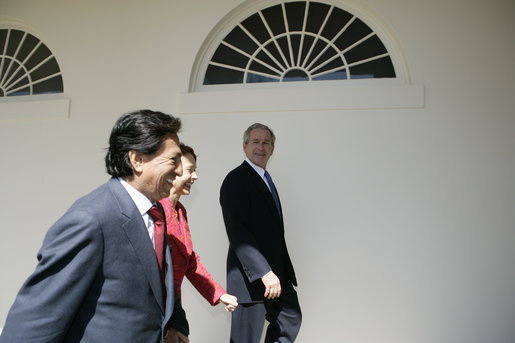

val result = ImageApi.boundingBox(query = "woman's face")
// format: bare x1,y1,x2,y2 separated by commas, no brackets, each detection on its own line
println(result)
171,152,198,196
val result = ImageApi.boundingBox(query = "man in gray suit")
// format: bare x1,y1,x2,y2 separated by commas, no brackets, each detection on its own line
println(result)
0,109,189,343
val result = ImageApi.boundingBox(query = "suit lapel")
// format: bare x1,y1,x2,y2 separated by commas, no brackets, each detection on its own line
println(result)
108,179,165,314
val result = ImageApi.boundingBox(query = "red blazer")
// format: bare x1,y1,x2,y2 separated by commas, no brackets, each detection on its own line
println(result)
159,198,225,306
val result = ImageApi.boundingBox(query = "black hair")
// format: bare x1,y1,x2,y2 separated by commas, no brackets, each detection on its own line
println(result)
105,109,181,177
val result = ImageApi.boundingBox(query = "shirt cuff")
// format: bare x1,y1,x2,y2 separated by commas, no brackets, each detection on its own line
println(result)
261,270,273,279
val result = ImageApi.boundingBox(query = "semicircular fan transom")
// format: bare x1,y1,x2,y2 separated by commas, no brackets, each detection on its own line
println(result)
204,1,396,85
0,28,63,97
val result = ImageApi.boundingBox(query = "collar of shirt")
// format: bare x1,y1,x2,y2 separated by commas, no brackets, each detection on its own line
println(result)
117,177,155,243
245,158,272,191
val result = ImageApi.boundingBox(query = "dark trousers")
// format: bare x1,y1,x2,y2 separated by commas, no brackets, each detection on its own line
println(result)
230,289,302,343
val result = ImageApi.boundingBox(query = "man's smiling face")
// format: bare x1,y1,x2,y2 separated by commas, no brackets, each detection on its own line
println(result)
243,128,274,169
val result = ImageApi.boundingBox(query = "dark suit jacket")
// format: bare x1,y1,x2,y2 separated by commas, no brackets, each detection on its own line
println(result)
0,178,187,343
220,161,297,303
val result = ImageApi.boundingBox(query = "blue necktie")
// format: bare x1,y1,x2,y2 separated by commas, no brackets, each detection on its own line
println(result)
264,171,281,215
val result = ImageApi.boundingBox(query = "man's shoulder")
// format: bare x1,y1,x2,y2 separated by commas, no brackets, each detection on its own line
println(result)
43,180,122,239
223,162,251,182
68,179,123,215
227,161,254,175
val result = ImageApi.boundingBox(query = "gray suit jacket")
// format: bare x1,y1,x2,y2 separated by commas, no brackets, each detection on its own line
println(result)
0,178,187,342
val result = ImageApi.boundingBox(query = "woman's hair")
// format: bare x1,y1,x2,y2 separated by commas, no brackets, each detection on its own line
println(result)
180,143,197,162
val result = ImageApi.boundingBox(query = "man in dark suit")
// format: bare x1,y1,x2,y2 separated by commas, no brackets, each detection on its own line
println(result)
220,123,302,343
0,110,189,343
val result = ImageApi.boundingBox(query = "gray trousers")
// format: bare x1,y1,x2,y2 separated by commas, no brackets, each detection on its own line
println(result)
230,289,302,343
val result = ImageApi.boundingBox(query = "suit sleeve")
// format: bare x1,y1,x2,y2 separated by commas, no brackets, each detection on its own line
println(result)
220,172,271,283
0,210,103,343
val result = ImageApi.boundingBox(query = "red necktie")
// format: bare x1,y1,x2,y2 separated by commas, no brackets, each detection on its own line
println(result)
148,205,166,291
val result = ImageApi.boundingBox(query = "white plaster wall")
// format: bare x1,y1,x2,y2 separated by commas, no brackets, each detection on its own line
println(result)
1,0,514,342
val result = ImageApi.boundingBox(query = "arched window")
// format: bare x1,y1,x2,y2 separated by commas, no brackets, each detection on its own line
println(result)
0,28,63,97
180,0,424,114
204,1,396,86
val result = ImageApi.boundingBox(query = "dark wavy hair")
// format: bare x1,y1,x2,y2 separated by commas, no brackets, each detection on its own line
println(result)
105,109,182,177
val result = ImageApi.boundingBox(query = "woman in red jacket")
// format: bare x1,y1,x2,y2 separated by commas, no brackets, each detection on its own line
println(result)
159,143,238,335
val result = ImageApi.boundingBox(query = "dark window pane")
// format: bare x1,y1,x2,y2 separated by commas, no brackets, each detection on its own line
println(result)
33,75,64,94
285,2,306,32
241,13,271,44
276,36,292,66
313,70,347,80
262,4,286,36
224,26,258,55
1,58,21,83
305,2,331,34
6,29,24,56
211,44,249,69
9,87,31,97
345,34,388,64
248,60,280,76
9,65,27,86
31,57,60,80
312,55,344,74
0,30,7,49
25,44,52,70
283,68,309,82
349,56,396,79
247,73,280,83
262,41,288,69
304,39,326,67
310,46,342,71
1,57,10,77
16,33,39,62
321,7,353,40
289,34,301,63
334,18,372,51
204,64,244,85
7,75,29,93
299,35,315,64
255,50,284,71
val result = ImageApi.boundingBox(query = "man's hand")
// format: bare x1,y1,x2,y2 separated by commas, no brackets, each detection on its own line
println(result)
219,293,238,312
164,327,190,343
262,271,281,299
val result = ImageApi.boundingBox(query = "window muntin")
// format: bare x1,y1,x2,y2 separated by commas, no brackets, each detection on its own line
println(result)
0,29,63,97
203,1,396,86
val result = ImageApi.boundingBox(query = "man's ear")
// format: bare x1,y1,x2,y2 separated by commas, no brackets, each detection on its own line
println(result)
128,150,144,173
